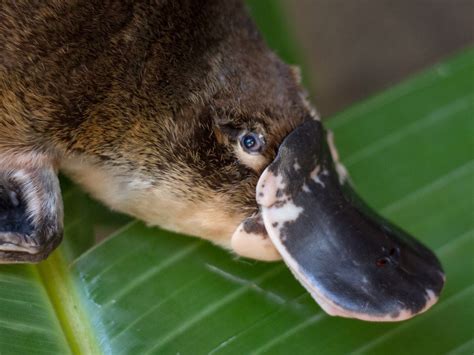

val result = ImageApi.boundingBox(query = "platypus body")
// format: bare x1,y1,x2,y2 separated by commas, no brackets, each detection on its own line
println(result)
0,0,444,322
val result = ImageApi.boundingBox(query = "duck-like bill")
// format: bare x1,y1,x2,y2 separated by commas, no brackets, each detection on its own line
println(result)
242,119,445,322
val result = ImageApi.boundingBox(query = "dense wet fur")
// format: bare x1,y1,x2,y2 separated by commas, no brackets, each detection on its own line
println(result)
0,0,314,251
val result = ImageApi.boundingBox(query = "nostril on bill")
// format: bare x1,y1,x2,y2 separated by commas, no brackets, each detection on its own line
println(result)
376,257,389,267
376,247,401,267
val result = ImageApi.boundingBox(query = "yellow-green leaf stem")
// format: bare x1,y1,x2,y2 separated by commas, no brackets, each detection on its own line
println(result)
35,251,100,355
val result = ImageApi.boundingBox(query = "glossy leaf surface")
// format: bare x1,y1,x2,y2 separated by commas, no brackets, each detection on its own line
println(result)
72,48,474,355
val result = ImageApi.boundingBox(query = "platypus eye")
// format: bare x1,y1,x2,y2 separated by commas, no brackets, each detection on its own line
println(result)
240,132,265,154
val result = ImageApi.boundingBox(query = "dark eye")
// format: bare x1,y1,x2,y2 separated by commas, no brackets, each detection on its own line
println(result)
240,132,264,154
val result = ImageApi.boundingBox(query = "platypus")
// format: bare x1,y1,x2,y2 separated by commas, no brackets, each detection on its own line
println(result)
0,0,444,321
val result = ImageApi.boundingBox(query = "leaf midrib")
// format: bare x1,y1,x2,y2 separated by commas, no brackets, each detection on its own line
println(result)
35,252,100,354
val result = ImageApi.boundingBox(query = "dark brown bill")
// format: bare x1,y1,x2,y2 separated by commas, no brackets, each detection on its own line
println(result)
257,119,445,321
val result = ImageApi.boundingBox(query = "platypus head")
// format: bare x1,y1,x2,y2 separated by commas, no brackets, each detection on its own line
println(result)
206,68,444,321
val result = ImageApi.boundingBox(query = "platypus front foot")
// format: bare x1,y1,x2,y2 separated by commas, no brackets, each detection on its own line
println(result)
0,166,63,263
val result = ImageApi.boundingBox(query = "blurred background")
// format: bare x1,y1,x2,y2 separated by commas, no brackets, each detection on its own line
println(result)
276,0,474,117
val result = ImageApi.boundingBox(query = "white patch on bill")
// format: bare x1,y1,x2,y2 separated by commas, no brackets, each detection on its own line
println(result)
326,130,349,185
310,165,325,188
256,169,288,207
258,167,305,244
267,200,304,226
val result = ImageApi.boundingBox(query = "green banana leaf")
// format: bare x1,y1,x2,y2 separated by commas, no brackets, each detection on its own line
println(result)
0,2,473,354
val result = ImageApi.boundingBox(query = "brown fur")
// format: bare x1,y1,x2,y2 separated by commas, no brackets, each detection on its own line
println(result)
0,0,316,257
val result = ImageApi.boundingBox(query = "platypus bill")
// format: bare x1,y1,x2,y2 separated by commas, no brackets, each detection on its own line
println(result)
0,0,444,321
256,120,444,321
